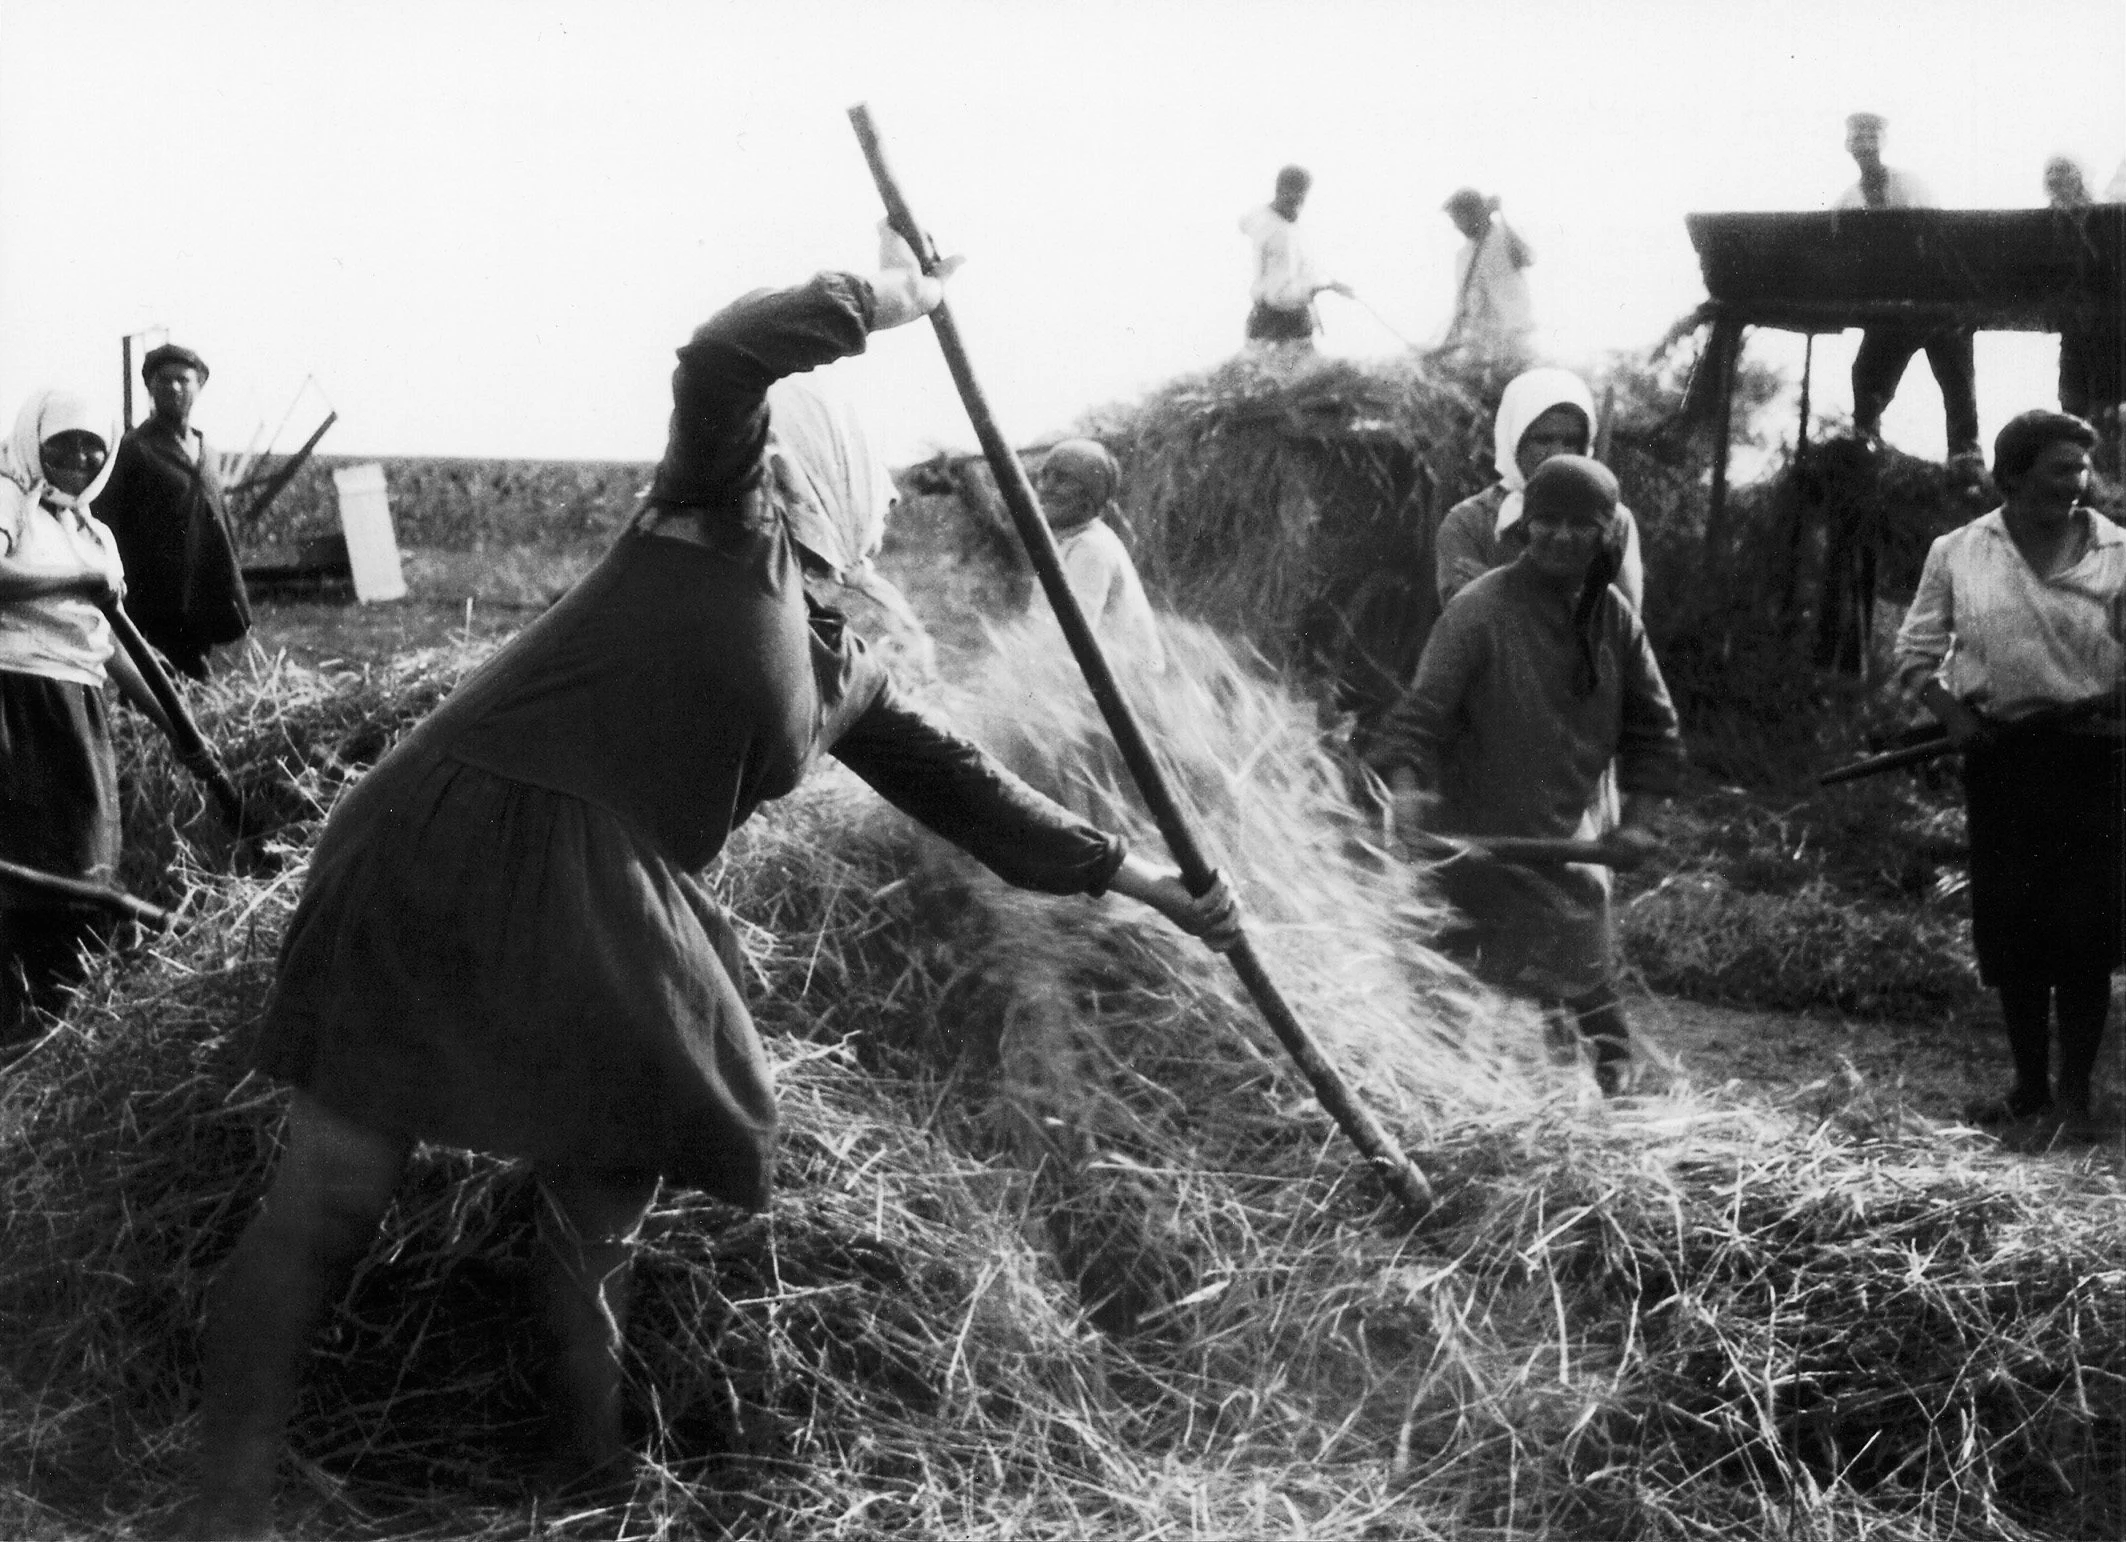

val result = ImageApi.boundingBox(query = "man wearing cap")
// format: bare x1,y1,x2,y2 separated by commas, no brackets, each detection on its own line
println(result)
1440,188,1535,362
94,343,251,679
1238,165,1352,348
1835,113,1982,463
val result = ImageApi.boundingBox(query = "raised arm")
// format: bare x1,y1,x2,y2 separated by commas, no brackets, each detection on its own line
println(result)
649,265,945,512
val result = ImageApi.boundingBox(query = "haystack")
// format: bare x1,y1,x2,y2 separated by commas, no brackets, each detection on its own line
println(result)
3,630,2124,1540
912,350,1528,738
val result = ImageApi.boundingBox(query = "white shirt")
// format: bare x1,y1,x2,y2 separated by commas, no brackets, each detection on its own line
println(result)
1835,167,1937,210
1894,509,2126,720
1055,520,1165,672
0,482,125,686
1239,205,1327,312
1450,227,1535,352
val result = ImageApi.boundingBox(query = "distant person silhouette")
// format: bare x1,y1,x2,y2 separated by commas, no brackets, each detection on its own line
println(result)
1834,113,1980,464
1239,165,1351,348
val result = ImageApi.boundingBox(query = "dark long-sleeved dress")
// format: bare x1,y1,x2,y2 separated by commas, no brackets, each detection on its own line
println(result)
255,274,1126,1207
93,417,250,677
1370,559,1683,999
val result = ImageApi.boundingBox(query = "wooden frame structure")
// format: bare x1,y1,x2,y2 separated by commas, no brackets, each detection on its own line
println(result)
1685,205,2126,530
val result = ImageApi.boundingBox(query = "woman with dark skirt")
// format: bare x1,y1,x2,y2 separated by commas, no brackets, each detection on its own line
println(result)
1894,410,2125,1137
186,260,1241,1538
0,390,169,1044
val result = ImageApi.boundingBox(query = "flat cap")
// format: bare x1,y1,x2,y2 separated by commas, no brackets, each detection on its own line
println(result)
140,342,209,384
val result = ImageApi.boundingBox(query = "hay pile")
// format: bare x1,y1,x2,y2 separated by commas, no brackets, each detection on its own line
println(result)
1,628,2122,1540
930,350,1525,734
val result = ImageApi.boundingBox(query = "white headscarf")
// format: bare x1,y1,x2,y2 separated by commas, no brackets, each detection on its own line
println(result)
6,389,119,511
1490,367,1596,536
764,374,899,583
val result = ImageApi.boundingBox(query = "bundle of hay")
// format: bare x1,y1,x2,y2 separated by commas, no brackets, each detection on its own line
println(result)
2,630,2123,1541
903,351,1526,738
1074,351,1528,732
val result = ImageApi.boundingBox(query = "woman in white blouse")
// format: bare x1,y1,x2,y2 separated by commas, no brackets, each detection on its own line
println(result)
1894,410,2124,1135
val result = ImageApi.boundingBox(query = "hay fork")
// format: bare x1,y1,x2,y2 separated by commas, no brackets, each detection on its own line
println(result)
849,104,1433,1221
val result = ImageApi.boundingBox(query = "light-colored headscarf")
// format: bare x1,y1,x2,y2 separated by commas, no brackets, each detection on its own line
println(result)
5,389,119,511
1490,367,1596,537
764,374,899,583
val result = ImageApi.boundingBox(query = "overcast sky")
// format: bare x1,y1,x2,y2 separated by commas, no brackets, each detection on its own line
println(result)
3,0,2121,470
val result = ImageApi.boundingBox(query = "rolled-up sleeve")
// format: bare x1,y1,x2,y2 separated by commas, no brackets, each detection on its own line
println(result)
831,680,1128,896
1893,536,1956,695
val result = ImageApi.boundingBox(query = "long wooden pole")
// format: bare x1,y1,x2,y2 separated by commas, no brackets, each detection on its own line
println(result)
0,856,175,931
1412,833,1649,872
849,104,1433,1219
98,600,248,830
1702,314,1743,556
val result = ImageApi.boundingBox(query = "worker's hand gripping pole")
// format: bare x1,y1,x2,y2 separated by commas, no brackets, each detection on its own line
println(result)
99,599,248,831
848,104,1433,1219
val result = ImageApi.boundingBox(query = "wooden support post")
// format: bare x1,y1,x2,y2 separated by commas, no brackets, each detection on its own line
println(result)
1797,333,1814,452
121,335,134,432
1702,315,1744,554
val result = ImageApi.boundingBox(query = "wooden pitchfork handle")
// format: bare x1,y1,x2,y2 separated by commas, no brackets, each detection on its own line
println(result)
0,856,175,931
97,599,247,831
850,104,1432,1220
1410,832,1649,872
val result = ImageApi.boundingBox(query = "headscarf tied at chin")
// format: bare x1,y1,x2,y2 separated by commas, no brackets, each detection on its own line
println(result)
1490,367,1597,537
5,389,119,511
763,375,899,585
1037,438,1121,534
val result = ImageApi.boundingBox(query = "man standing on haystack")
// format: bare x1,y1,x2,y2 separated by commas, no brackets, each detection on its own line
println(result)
93,343,251,679
1834,113,1983,467
1439,187,1536,363
1239,165,1351,348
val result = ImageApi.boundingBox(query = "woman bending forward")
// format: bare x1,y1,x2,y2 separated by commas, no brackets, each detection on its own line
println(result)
189,263,1239,1537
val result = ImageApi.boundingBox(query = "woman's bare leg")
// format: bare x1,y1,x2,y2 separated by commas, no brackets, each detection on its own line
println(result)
532,1165,659,1491
190,1093,411,1540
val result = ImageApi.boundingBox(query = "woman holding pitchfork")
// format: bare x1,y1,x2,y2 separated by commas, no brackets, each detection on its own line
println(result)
186,250,1239,1536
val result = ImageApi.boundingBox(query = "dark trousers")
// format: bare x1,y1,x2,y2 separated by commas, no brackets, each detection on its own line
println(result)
1851,324,1980,455
1245,301,1315,344
2058,322,2124,423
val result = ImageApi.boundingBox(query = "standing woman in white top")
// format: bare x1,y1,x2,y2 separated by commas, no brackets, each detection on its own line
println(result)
0,390,167,1042
1893,410,2125,1134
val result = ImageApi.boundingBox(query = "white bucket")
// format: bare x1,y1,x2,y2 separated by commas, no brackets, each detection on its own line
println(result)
330,463,407,603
